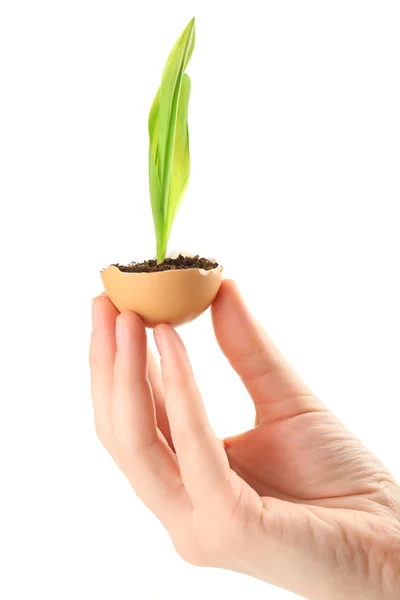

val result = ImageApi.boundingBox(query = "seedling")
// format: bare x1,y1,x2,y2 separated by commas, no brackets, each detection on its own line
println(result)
101,18,223,327
149,17,195,264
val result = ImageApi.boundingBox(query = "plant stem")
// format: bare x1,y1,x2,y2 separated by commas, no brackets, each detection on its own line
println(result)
157,236,167,264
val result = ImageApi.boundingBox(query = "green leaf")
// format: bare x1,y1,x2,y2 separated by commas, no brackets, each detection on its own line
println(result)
148,17,195,263
165,72,191,240
148,88,164,259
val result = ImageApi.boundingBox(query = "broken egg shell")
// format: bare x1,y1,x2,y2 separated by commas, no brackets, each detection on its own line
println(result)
101,262,224,328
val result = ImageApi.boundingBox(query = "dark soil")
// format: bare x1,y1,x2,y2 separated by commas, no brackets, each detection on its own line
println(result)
113,254,219,273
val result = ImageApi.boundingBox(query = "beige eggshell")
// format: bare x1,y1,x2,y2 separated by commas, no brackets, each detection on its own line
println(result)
101,262,223,328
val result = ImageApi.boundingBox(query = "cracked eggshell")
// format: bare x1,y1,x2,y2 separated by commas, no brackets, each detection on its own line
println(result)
101,260,223,328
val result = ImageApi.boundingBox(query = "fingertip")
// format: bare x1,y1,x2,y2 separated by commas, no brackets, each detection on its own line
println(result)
153,324,192,382
115,312,148,375
221,278,240,294
154,323,171,336
214,278,239,301
117,310,144,327
91,295,119,335
212,279,243,316
153,324,180,358
117,312,147,347
212,278,249,336
92,294,103,307
92,294,118,314
211,278,270,374
154,322,177,341
90,297,119,365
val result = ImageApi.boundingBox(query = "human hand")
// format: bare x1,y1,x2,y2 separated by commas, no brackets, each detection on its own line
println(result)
89,281,400,599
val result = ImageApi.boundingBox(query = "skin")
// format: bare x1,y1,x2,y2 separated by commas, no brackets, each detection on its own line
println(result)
89,280,400,599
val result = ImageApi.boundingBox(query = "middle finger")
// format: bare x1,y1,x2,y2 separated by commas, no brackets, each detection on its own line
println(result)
112,312,189,522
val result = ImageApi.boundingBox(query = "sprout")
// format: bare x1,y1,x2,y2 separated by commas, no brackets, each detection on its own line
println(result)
148,18,195,264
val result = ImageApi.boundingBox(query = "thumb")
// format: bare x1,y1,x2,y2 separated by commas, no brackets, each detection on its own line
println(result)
212,280,324,424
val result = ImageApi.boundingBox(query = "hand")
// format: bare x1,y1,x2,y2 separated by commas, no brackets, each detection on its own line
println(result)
89,281,400,600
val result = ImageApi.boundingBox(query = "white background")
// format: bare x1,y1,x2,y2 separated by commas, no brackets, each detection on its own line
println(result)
1,1,399,598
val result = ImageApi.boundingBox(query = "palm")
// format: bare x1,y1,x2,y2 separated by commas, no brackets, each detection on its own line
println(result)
225,410,387,510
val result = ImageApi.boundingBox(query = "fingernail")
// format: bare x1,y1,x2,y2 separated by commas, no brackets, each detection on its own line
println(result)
116,315,123,348
92,300,99,330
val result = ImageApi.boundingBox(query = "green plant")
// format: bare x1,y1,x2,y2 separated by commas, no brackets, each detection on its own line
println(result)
148,17,195,264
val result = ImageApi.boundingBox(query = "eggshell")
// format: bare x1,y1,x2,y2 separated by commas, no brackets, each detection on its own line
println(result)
101,260,223,327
